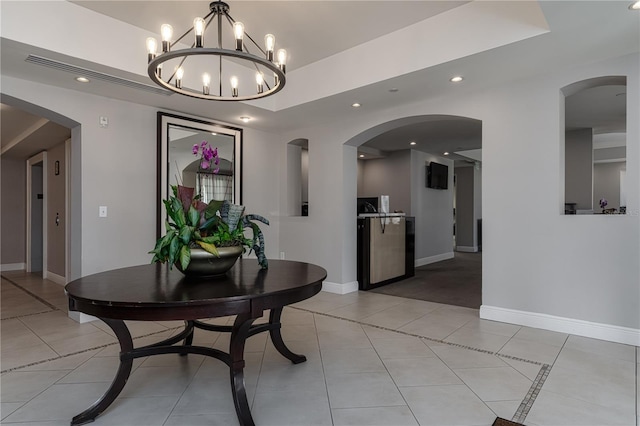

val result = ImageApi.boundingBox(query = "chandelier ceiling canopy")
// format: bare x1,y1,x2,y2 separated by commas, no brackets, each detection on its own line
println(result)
146,1,287,101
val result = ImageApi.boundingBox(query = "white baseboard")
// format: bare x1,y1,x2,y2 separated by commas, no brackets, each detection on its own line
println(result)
415,252,454,267
322,280,359,294
480,305,640,346
1,262,25,271
455,246,478,253
68,311,98,324
46,271,66,286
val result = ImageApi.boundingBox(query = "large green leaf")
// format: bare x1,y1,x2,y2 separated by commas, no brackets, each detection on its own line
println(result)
187,206,199,227
168,235,180,266
179,226,192,245
179,245,191,270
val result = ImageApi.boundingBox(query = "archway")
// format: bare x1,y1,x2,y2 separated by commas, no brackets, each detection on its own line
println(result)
345,114,483,308
1,94,81,282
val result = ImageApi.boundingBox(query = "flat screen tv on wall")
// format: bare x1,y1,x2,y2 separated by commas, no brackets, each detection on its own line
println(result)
427,162,448,189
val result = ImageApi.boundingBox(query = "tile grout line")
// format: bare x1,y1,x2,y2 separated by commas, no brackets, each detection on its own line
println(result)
1,274,61,311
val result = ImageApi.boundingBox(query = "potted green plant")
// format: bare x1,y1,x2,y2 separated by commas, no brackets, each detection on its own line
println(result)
150,142,268,275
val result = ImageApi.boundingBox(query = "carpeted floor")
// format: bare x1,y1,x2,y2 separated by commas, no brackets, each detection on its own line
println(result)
369,252,482,309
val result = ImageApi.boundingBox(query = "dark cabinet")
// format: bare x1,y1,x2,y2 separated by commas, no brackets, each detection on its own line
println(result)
357,215,415,290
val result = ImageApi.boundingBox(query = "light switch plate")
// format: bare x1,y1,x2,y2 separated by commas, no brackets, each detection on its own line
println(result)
99,206,107,217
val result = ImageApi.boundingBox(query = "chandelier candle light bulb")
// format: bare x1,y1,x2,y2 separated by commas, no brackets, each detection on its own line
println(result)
203,73,211,95
234,22,245,51
146,37,157,62
230,76,239,97
194,17,206,47
256,72,264,94
161,24,173,52
265,34,275,61
277,49,287,73
175,67,184,89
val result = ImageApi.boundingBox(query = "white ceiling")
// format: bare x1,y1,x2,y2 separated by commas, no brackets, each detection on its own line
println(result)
1,1,638,161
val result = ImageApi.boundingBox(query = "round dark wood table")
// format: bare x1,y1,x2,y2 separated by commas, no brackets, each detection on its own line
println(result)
64,260,327,426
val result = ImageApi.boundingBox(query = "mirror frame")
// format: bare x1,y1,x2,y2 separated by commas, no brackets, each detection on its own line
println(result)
157,112,242,237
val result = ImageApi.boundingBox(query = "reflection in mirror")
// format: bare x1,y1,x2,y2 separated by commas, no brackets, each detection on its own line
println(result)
563,76,626,215
158,113,242,236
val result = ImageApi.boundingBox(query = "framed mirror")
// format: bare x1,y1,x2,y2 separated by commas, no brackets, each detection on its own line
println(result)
157,112,242,237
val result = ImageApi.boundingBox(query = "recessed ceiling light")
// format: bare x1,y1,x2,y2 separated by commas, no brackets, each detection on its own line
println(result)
630,1,640,10
211,132,217,135
450,76,463,83
352,103,361,108
388,88,399,93
359,154,365,158
240,116,251,123
410,141,417,146
444,152,450,156
75,77,90,83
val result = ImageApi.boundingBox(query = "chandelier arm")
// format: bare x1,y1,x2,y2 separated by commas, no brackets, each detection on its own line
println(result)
166,11,217,84
222,13,272,91
224,13,267,57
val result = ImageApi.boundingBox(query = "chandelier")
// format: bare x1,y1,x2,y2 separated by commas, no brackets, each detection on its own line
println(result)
145,1,287,101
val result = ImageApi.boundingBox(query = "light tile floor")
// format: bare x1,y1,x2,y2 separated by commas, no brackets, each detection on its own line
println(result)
1,271,638,426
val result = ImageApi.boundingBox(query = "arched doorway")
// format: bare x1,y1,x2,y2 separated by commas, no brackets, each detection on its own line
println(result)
346,114,483,308
1,94,81,282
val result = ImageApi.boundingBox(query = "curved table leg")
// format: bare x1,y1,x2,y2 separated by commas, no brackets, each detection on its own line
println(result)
229,313,256,426
180,320,194,357
71,318,133,426
269,307,306,364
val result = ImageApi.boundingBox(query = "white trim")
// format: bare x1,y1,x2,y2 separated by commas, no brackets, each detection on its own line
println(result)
65,138,71,283
455,246,478,253
322,280,359,294
594,158,625,164
415,252,454,267
68,311,98,324
480,305,640,346
1,263,26,271
46,271,66,286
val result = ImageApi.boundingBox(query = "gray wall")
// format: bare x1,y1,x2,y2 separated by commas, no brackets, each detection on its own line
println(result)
47,141,66,277
359,150,411,214
1,158,26,266
410,151,454,262
565,129,593,210
455,166,475,248
593,162,626,211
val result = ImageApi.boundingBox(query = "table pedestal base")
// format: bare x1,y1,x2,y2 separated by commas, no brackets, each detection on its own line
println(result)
71,307,304,426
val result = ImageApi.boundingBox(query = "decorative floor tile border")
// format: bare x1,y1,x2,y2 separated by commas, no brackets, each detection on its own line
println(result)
291,305,552,425
512,363,550,423
1,275,60,312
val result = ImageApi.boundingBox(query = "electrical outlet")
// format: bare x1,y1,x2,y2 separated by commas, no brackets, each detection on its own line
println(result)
99,206,107,217
279,252,285,260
